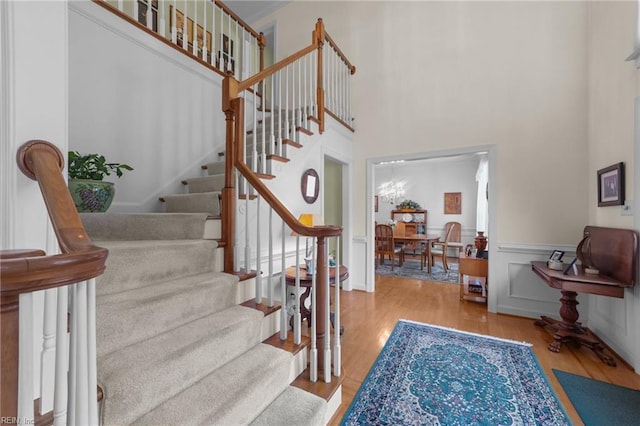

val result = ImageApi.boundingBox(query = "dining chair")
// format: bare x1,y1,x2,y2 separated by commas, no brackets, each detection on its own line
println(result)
375,224,404,271
425,221,462,272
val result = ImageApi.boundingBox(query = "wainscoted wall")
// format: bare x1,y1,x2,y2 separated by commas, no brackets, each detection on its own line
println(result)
351,236,368,291
494,243,579,320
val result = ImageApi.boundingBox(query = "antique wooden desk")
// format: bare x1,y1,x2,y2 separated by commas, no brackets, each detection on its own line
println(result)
531,226,638,366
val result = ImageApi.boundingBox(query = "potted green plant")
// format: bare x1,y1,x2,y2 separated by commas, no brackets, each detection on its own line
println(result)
396,199,421,211
67,151,133,212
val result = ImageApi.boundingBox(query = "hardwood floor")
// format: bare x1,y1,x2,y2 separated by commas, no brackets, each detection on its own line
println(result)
327,272,640,425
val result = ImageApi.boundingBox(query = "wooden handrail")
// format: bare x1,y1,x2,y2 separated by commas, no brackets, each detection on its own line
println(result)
323,30,356,75
1,140,108,420
231,98,341,238
238,44,318,93
214,0,264,41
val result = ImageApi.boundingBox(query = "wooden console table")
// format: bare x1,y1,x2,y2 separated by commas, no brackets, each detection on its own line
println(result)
531,225,638,366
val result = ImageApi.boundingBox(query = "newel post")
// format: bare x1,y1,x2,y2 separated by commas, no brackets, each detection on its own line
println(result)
222,74,239,273
314,18,325,134
315,236,328,369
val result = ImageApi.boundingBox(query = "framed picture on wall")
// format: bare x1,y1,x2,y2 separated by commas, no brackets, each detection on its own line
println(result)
597,162,624,207
374,196,379,212
444,192,461,214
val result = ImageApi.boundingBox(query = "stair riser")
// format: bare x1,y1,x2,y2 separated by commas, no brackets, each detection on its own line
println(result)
99,307,265,425
81,213,209,240
184,175,225,193
96,240,218,296
97,273,237,357
132,344,294,425
163,193,221,216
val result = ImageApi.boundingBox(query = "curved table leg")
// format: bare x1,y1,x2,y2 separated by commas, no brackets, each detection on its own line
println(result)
534,290,616,366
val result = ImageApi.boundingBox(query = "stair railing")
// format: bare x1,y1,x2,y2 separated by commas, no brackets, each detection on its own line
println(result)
1,141,108,424
222,18,354,382
94,0,266,80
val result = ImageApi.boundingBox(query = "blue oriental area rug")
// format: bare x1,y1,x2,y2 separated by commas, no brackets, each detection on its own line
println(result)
342,320,570,426
376,260,459,284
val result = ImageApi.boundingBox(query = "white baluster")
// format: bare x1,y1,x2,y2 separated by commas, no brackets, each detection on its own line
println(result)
324,243,331,383
203,1,207,61
133,0,139,25
303,53,308,129
292,61,297,133
347,64,352,126
268,208,274,307
87,278,98,425
118,0,123,12
159,0,166,38
310,239,317,382
211,2,216,65
252,85,258,172
192,1,198,55
261,82,266,175
146,0,153,30
278,69,283,157
18,293,34,424
39,289,57,413
67,285,77,426
294,236,301,345
280,219,287,340
181,0,187,50
297,59,302,130
235,18,239,79
270,74,275,157
52,285,68,426
244,189,250,272
219,2,223,68
171,0,177,43
255,196,262,303
333,237,341,376
285,64,290,141
234,170,240,272
73,282,89,425
310,53,315,118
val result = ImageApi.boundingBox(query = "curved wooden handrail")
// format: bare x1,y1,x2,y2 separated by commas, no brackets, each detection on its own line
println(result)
5,139,109,292
17,140,104,254
2,140,108,420
1,249,108,297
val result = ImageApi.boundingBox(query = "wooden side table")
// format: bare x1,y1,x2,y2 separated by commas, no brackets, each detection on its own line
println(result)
459,252,488,303
284,265,349,333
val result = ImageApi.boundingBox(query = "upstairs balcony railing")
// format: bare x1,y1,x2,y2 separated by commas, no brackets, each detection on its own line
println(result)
222,18,355,383
95,0,266,80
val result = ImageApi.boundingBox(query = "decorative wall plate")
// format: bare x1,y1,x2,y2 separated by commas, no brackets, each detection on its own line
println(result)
402,213,413,222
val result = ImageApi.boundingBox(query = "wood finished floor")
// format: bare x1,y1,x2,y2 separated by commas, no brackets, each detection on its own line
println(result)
327,270,640,425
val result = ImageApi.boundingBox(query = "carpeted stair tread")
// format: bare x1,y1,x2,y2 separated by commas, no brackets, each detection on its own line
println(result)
250,386,326,426
97,271,237,357
81,212,209,240
183,174,224,193
95,239,218,295
99,306,264,425
161,192,221,215
131,343,294,425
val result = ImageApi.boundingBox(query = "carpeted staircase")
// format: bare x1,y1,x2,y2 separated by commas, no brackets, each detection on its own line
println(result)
158,111,307,215
81,212,326,425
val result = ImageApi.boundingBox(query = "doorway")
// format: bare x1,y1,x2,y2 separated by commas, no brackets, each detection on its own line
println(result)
366,145,497,311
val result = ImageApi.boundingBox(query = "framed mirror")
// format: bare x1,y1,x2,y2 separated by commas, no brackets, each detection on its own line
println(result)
301,168,319,204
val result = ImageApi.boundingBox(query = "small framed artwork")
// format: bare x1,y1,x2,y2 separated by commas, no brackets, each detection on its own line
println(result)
549,250,565,262
597,162,625,207
444,192,461,214
374,196,379,212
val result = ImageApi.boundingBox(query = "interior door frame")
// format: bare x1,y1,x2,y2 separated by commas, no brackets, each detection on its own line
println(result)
366,144,498,312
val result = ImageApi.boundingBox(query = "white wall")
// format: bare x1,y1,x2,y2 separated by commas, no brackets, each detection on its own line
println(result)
68,2,226,213
252,1,590,246
586,0,639,370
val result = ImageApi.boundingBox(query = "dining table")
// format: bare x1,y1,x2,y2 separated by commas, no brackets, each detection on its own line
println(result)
392,233,441,273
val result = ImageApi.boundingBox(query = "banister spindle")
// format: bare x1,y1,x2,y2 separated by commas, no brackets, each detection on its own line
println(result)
39,289,57,414
310,238,317,382
323,242,331,383
293,236,301,345
181,0,187,50
333,236,341,376
18,294,35,423
270,74,275,157
280,219,287,340
202,2,207,61
52,286,68,426
267,208,274,307
278,69,283,157
255,196,262,303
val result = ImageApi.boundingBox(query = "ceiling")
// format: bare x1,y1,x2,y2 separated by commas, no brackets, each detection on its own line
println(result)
225,1,290,24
